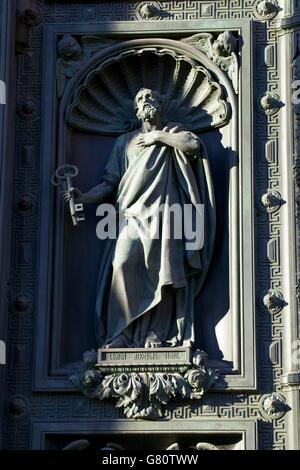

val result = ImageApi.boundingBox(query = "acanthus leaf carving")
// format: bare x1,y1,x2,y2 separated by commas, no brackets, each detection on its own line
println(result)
70,349,219,420
182,31,239,93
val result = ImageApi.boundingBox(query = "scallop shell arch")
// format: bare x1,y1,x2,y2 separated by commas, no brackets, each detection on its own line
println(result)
66,47,231,135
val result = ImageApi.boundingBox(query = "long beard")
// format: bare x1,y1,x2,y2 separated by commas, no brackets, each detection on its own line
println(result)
137,104,160,122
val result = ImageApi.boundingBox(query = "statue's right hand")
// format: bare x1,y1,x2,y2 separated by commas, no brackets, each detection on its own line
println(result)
62,187,85,204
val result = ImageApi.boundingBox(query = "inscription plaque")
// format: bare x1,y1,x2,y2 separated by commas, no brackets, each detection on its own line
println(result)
97,347,190,373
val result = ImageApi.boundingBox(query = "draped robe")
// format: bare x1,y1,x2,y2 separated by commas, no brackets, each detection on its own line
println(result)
95,123,215,348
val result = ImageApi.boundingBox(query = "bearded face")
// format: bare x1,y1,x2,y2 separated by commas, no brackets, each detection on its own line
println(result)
136,103,159,121
135,89,162,122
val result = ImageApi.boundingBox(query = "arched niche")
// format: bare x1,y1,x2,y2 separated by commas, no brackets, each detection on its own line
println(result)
51,38,238,375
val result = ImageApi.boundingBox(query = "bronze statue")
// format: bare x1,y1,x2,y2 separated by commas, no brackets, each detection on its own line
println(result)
66,88,215,349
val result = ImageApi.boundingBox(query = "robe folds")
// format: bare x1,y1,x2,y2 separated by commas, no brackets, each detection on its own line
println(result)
95,123,215,348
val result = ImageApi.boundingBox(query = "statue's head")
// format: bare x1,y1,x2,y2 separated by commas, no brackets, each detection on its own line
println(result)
134,88,163,122
213,31,237,57
58,34,81,60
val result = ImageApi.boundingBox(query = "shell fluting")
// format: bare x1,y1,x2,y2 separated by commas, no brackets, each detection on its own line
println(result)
67,48,230,135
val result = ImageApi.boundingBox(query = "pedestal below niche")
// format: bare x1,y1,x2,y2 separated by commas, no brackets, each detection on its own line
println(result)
70,348,219,419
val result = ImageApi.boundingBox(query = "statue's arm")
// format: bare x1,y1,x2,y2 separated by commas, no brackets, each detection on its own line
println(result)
70,180,116,205
66,137,123,205
136,130,201,156
156,130,200,155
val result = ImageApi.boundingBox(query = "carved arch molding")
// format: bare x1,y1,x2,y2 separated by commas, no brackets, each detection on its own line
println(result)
58,35,238,138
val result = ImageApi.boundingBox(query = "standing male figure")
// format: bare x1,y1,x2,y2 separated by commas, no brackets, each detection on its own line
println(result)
68,88,215,349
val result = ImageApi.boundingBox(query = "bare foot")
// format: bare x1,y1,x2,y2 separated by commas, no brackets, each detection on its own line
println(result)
144,332,162,348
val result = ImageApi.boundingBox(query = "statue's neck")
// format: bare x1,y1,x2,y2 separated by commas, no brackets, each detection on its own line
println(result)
141,118,162,133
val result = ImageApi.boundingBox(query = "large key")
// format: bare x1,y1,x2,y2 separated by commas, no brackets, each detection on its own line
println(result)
52,164,85,226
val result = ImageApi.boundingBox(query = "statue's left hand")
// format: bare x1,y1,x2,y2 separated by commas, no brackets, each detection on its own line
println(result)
135,131,159,147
